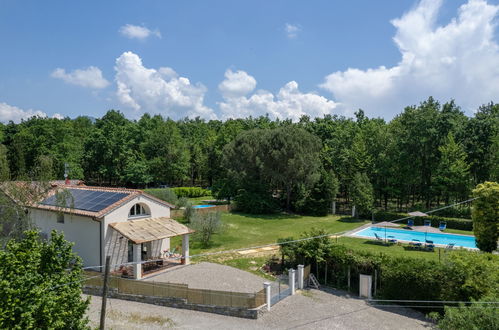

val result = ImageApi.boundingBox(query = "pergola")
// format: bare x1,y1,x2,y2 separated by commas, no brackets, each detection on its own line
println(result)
110,217,194,279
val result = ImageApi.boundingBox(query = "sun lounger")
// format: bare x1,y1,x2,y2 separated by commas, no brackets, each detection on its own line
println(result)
374,233,384,242
406,219,414,228
439,221,447,231
409,239,422,248
387,235,397,244
424,219,431,227
445,243,455,250
425,240,435,251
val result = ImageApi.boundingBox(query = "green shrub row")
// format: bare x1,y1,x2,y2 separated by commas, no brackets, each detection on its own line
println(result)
172,187,211,198
304,245,498,307
373,211,473,231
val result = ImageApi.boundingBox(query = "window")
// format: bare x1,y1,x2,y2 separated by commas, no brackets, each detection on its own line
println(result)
57,213,64,224
128,203,149,217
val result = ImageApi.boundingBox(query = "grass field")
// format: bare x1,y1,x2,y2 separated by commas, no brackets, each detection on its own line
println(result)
172,212,369,256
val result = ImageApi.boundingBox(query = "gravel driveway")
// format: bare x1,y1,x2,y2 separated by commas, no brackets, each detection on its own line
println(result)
143,262,267,293
86,288,431,329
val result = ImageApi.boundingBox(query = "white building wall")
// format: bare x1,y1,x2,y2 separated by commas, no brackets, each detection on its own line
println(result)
102,195,171,268
29,208,100,267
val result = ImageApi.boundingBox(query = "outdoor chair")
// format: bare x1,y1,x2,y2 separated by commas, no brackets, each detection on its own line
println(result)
387,235,398,244
409,239,422,249
439,221,447,231
406,219,414,228
424,219,431,227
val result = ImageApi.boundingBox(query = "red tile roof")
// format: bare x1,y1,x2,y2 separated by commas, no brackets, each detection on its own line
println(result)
1,182,175,219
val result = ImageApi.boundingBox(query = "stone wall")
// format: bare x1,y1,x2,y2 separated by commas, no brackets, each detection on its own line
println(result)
84,286,261,319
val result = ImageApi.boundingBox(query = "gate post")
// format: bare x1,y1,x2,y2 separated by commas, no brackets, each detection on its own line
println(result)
297,265,304,289
289,269,296,295
264,282,271,311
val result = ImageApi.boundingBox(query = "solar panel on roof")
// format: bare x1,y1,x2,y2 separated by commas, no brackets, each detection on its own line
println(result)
40,189,129,212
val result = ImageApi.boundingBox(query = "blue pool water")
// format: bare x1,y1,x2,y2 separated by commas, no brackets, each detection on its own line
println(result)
193,204,215,209
352,226,477,249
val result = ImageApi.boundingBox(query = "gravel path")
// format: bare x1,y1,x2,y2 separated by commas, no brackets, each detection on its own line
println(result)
86,288,431,329
143,262,267,293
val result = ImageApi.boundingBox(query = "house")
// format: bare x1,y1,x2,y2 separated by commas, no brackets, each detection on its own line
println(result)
2,181,193,279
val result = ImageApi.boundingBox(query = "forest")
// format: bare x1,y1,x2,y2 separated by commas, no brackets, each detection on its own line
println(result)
0,97,497,215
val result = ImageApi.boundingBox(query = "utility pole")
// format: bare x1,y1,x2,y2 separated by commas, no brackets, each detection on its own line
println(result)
100,256,111,330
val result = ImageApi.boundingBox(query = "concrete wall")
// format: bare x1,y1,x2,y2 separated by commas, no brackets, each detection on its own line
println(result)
29,208,100,267
83,287,260,319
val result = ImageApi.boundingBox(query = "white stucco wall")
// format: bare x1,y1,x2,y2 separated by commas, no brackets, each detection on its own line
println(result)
102,195,171,268
29,208,100,267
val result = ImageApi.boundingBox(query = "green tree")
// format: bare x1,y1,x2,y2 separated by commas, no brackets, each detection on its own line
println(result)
0,144,10,181
0,230,89,329
190,211,223,247
472,181,499,252
351,172,374,217
435,133,470,203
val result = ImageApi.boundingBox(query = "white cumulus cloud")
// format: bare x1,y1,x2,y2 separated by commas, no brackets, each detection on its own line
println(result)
119,24,161,40
218,69,337,121
51,66,110,89
320,0,499,117
114,51,215,119
0,102,62,123
218,69,257,98
285,23,301,39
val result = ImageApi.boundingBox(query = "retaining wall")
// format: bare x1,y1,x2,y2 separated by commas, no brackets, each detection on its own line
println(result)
84,286,261,319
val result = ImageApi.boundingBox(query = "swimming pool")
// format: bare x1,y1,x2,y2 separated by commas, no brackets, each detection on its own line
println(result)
352,226,477,249
193,204,215,209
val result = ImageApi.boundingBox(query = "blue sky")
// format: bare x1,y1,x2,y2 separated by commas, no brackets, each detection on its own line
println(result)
1,0,498,122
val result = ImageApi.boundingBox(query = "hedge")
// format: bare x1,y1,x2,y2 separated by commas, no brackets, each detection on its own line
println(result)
317,246,498,307
172,187,211,198
373,211,473,231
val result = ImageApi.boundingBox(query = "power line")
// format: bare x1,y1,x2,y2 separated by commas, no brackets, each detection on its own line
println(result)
79,196,479,271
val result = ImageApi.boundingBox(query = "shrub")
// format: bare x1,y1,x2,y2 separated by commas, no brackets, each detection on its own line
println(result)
145,188,178,206
172,187,211,198
433,295,499,330
190,212,223,247
183,202,195,223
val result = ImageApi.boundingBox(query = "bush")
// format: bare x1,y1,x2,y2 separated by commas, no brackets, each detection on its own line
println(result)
172,187,211,198
145,188,178,206
190,212,223,247
283,230,499,310
184,202,195,223
434,296,499,330
373,211,473,231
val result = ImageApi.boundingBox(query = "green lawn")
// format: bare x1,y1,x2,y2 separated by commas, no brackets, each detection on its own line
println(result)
174,210,475,275
172,212,369,256
337,236,455,261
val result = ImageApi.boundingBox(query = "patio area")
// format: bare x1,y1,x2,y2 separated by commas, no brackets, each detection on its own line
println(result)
109,217,194,279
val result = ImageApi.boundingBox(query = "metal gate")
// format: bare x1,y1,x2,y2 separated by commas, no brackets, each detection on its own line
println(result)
270,274,291,305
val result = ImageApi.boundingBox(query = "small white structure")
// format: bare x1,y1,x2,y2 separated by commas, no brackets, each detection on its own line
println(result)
359,274,373,299
3,182,193,279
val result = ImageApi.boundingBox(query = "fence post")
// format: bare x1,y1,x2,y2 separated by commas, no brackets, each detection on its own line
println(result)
289,269,296,295
297,265,304,289
264,282,271,311
347,266,351,291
